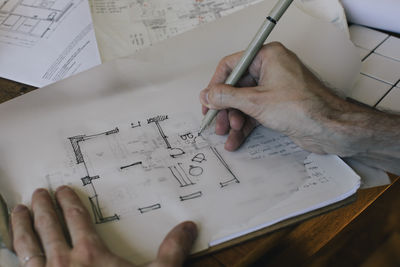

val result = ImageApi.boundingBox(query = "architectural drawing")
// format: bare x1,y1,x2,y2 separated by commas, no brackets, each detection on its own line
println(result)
147,115,171,148
131,121,141,128
0,0,81,46
188,165,203,176
120,161,143,170
126,0,264,51
68,128,120,224
180,191,202,201
91,0,264,60
192,152,206,163
138,203,161,214
68,113,241,224
210,146,240,188
168,164,195,187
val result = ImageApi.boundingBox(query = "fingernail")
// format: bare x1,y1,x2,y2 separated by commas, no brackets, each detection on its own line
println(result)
56,186,70,193
34,188,47,194
13,205,27,213
183,221,198,240
200,90,209,105
205,92,210,105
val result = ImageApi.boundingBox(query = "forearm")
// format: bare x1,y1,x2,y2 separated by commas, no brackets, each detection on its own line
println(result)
322,97,400,174
201,43,400,174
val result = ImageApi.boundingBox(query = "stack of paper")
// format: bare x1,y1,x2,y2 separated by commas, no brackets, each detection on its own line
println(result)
0,1,360,265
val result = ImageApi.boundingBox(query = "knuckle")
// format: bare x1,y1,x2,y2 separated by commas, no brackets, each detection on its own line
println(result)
76,246,96,263
243,91,265,117
47,239,67,252
218,53,238,70
219,55,231,65
207,87,218,104
48,253,69,267
13,234,30,248
74,238,106,264
64,205,87,219
268,41,285,50
215,57,228,72
78,234,102,247
212,86,230,106
261,42,288,59
34,212,56,229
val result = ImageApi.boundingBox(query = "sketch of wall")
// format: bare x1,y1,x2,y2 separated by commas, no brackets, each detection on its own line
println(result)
68,128,120,224
67,113,241,224
0,0,78,46
168,164,195,187
210,146,240,187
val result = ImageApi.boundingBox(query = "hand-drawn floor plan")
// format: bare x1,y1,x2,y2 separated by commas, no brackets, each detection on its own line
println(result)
67,114,241,224
0,0,81,46
34,111,357,265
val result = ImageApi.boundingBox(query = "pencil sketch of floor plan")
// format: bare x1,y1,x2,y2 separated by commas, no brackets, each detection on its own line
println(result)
0,0,80,46
67,113,241,224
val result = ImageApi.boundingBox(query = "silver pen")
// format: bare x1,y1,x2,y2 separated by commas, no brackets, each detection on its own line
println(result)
198,0,294,135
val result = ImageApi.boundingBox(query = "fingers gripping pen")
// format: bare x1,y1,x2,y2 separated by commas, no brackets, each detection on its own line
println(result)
198,0,294,135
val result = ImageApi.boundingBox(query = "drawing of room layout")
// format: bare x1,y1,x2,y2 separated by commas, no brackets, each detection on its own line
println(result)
68,114,240,224
0,0,75,46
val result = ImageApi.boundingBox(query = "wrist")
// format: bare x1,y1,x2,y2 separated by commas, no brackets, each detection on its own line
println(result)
320,97,400,158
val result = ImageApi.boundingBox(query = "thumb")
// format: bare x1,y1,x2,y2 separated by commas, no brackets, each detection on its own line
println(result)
154,221,197,267
200,84,261,116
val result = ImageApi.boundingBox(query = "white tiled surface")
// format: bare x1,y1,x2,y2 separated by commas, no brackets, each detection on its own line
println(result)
349,25,388,50
375,36,400,62
376,86,400,113
357,47,370,60
348,25,400,109
360,53,400,85
349,74,392,106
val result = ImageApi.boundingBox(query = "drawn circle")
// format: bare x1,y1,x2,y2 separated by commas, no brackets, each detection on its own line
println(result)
189,166,203,176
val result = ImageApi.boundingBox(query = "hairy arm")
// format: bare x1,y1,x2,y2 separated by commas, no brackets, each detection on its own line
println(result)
200,42,400,174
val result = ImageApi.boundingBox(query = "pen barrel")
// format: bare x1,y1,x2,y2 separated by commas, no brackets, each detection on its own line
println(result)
225,20,276,86
269,0,294,21
199,0,293,133
225,0,293,86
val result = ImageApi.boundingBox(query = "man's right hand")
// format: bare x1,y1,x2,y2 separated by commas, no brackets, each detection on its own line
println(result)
200,42,400,174
200,42,362,155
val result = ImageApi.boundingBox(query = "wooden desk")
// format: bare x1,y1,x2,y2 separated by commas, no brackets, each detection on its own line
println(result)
187,174,400,266
1,78,399,267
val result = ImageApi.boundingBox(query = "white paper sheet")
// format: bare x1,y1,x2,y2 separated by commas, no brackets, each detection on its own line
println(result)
296,0,349,36
90,0,351,62
89,0,264,61
344,158,390,189
0,0,101,87
0,2,361,265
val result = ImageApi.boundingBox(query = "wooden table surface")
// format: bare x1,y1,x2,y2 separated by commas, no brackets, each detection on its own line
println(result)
1,77,399,267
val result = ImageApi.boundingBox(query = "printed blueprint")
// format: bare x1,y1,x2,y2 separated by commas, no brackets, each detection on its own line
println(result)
0,0,101,86
90,0,263,61
0,0,75,47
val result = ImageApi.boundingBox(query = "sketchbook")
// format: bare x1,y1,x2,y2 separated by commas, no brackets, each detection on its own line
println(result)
0,1,361,265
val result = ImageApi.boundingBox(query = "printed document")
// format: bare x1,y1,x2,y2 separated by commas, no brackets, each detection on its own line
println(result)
0,0,101,87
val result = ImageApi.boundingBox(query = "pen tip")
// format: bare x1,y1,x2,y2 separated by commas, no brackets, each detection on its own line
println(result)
198,125,206,136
